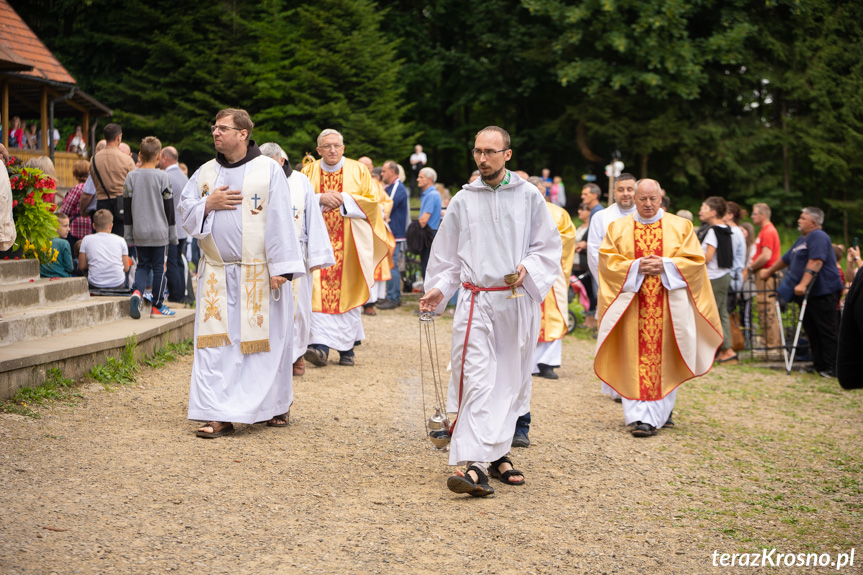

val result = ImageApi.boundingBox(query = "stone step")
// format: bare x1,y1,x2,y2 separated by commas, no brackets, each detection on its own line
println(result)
0,297,132,347
0,259,39,285
0,306,195,399
0,277,91,314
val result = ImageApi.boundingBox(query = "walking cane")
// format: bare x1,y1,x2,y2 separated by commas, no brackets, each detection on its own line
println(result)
783,272,818,375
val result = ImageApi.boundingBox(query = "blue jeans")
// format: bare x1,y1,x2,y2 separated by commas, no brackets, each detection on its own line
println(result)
386,241,404,303
133,245,166,307
515,412,531,436
166,238,187,303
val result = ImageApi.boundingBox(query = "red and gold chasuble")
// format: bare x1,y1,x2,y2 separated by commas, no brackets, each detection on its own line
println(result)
301,159,390,314
634,220,663,400
594,213,723,400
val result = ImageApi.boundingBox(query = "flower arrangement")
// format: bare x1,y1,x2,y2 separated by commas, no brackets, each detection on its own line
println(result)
6,156,59,264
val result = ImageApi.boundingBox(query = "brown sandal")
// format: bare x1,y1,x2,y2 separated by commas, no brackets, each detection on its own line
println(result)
266,412,290,428
196,421,234,438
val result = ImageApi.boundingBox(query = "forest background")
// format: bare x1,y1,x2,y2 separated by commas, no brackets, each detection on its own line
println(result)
11,0,863,244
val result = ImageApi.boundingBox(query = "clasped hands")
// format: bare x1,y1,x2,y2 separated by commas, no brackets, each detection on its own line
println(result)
319,191,344,212
639,255,663,276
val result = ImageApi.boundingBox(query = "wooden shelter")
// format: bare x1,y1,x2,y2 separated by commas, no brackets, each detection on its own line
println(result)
0,0,111,188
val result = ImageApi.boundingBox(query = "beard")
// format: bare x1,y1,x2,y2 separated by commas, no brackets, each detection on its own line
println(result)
481,165,504,182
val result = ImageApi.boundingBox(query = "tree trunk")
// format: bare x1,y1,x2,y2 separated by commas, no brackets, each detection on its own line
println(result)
640,154,648,179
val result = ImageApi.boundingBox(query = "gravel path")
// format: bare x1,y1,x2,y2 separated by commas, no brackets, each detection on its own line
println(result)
1,301,860,574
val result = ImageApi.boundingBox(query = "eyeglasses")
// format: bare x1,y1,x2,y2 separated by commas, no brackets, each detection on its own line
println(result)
472,148,508,158
211,124,243,133
318,144,344,151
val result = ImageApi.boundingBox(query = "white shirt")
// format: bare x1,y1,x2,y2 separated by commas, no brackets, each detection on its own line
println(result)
80,232,128,287
702,226,731,280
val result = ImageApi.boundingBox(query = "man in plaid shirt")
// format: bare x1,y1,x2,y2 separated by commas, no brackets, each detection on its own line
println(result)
60,160,93,249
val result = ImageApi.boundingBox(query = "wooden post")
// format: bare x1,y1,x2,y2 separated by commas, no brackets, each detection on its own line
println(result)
40,86,48,152
1,81,8,148
83,112,89,153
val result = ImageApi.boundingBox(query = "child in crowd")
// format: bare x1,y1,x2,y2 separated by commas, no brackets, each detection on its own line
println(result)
40,212,74,278
78,209,129,289
123,136,177,319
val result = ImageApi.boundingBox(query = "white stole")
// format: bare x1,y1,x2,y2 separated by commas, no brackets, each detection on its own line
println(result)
196,157,272,354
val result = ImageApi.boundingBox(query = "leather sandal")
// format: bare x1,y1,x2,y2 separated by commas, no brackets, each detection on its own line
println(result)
447,465,494,497
490,456,525,485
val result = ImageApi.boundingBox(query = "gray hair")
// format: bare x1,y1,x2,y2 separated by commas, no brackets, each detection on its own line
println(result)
527,176,545,190
753,202,771,219
383,160,399,173
802,206,824,226
259,142,288,161
317,129,343,147
419,167,437,183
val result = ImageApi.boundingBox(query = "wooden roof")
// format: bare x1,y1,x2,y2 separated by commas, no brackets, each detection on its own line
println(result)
0,0,75,84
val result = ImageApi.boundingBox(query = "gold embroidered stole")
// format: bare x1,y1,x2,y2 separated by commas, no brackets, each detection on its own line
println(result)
634,220,664,400
196,157,272,354
318,169,346,313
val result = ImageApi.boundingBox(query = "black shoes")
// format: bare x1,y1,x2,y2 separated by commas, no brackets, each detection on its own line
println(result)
631,422,658,437
537,364,559,379
511,432,530,448
377,299,400,310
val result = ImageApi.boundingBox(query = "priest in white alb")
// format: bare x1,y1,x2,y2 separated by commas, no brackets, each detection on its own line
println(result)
595,179,722,437
179,109,306,438
259,142,335,377
587,173,637,400
301,130,389,367
420,126,561,497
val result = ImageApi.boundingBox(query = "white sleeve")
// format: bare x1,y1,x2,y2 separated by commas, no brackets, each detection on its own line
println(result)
622,259,644,293
587,211,605,279
660,258,688,290
340,193,367,219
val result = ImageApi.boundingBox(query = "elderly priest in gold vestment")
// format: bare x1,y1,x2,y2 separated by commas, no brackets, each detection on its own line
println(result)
595,179,722,437
301,130,390,367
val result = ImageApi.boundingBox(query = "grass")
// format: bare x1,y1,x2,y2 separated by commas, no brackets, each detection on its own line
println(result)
671,366,863,551
2,367,80,418
2,337,194,416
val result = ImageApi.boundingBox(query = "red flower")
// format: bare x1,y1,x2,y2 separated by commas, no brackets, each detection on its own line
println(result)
12,200,17,207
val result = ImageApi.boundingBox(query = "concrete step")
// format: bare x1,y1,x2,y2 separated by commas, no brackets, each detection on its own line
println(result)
0,277,91,314
0,306,196,399
0,297,131,347
0,259,39,285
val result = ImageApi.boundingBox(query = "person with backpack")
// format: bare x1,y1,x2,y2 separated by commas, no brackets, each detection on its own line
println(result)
698,196,737,364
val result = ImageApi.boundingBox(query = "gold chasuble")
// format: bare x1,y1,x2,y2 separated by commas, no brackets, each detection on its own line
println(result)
302,159,389,313
594,213,722,400
538,202,577,342
370,178,396,282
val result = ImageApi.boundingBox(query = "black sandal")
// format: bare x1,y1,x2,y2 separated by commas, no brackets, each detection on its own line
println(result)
631,422,658,437
490,456,525,485
447,465,494,497
266,413,290,427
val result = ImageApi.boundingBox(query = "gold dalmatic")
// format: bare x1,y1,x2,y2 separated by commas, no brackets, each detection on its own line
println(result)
634,221,663,400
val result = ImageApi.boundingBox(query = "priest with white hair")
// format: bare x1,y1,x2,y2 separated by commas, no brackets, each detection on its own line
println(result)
259,142,334,376
301,129,389,367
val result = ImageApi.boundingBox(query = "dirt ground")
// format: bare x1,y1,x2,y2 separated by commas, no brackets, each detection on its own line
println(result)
1,300,861,574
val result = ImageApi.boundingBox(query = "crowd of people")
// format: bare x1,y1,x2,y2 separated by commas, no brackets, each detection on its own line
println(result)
2,111,859,500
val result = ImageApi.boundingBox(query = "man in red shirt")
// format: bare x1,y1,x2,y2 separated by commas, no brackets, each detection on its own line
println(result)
746,203,782,354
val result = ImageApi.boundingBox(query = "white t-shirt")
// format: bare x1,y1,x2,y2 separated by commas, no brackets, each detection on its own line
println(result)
702,226,731,280
409,152,427,166
80,232,128,288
